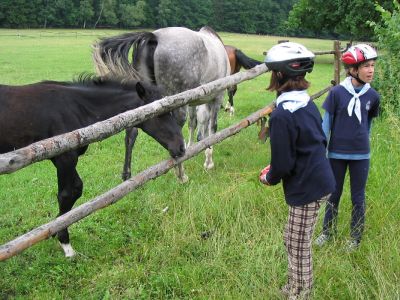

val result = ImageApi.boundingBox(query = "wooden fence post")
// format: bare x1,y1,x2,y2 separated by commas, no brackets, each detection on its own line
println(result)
333,40,341,85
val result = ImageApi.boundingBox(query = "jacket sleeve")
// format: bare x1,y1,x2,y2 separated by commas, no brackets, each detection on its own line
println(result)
322,89,336,114
368,92,380,118
265,113,296,185
322,111,331,140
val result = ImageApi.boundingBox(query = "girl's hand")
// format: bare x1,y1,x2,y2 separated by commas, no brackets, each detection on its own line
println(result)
259,165,271,185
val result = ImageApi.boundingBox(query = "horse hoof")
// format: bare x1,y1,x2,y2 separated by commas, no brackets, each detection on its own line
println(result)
60,243,76,258
204,162,214,170
178,174,189,184
121,172,131,181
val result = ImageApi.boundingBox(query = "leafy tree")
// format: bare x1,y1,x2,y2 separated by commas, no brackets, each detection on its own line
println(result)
43,0,80,27
253,0,295,35
157,0,179,27
0,0,40,28
102,0,118,26
286,0,394,40
210,0,225,31
119,1,147,27
79,0,95,28
371,0,400,116
94,0,118,27
179,0,212,29
141,0,159,27
209,0,295,34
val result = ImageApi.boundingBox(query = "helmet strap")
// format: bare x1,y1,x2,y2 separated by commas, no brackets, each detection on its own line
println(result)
354,75,366,85
349,68,366,85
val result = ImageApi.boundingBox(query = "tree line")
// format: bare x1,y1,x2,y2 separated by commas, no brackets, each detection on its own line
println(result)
0,0,396,40
0,0,294,36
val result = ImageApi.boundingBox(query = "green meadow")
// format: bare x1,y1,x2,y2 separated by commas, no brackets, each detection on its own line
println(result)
0,29,399,299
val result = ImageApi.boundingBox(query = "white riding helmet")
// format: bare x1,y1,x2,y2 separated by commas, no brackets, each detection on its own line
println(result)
264,42,315,76
341,43,378,66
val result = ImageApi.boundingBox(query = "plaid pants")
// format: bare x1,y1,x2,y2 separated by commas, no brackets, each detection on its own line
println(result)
283,195,330,294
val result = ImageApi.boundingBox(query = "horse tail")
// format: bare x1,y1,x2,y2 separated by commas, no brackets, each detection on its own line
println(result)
92,32,157,82
234,49,263,69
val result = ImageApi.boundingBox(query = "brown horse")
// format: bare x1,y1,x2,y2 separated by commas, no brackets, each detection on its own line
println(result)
224,45,263,114
0,75,185,257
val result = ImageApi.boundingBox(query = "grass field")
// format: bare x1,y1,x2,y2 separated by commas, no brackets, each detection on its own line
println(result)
0,29,399,299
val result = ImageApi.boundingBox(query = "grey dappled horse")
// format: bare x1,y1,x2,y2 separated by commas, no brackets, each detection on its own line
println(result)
93,26,230,183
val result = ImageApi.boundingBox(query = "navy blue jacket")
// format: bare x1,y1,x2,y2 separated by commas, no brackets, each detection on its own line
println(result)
265,100,335,206
323,85,380,154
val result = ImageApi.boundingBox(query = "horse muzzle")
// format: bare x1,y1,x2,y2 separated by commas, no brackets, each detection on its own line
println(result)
170,142,186,159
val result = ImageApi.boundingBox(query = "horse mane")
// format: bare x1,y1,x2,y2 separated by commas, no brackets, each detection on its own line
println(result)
73,73,128,87
40,73,141,91
199,26,224,43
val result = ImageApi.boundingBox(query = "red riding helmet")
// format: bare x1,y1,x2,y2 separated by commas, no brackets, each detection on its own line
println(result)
341,44,377,66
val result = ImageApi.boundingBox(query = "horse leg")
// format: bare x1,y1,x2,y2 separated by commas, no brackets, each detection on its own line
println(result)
172,106,189,183
187,106,197,147
204,108,214,170
52,153,83,257
225,85,237,116
204,94,224,170
173,163,188,184
194,104,214,170
122,127,139,181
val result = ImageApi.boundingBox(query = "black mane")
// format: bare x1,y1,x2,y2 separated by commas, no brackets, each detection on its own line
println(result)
40,73,143,91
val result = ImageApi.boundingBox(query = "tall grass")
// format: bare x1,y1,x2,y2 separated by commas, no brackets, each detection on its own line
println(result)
0,30,399,299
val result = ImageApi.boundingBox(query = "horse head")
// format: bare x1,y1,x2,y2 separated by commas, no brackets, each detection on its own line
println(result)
135,81,185,159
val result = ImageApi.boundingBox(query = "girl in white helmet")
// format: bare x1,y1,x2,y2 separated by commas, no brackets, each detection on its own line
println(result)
259,42,335,299
315,44,380,251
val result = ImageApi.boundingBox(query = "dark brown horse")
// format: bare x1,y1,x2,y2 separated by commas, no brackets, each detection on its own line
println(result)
224,45,263,115
0,75,185,257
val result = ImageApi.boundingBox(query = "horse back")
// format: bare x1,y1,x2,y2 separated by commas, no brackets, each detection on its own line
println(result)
149,27,230,95
224,45,239,75
0,82,140,154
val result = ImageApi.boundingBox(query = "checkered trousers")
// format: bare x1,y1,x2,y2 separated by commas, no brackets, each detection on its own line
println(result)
283,194,330,294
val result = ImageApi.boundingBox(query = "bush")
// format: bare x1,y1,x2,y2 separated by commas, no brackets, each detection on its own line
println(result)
370,1,400,117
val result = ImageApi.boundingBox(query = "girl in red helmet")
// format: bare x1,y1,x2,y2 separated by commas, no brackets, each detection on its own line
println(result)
260,42,335,299
315,44,380,251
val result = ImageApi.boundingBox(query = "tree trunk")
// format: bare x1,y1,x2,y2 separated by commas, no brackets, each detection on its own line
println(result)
94,0,104,29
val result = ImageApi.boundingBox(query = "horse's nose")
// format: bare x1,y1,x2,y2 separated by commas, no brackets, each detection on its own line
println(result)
170,142,185,158
179,144,186,156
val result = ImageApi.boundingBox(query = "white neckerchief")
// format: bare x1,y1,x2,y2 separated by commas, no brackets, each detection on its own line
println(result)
340,77,370,124
275,90,310,113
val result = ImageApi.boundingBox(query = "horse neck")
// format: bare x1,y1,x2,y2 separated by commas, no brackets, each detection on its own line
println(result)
78,88,141,122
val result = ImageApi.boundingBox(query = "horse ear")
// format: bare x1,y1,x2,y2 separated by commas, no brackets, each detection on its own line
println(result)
136,82,147,100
